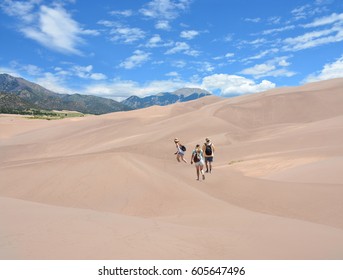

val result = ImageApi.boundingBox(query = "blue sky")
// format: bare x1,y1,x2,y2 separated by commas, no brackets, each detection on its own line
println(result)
1,0,343,100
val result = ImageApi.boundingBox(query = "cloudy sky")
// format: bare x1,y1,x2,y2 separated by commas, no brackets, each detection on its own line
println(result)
1,0,343,100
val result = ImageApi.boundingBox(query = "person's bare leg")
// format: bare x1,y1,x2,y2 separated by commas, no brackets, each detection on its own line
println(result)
200,165,205,180
205,160,209,172
176,154,181,162
196,166,200,180
181,155,187,163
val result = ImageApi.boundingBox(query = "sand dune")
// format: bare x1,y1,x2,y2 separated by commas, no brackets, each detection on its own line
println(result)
1,78,343,259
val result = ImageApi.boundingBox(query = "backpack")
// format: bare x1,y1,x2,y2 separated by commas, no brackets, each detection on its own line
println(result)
180,145,186,151
205,143,212,156
193,151,200,162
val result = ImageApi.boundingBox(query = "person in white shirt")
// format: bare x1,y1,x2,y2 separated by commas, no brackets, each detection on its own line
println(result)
174,138,187,163
191,144,205,180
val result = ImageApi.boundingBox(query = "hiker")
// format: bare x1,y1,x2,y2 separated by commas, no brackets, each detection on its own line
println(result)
191,144,205,180
174,138,187,163
202,137,215,173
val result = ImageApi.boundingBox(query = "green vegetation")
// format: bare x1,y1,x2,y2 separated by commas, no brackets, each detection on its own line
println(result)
0,108,85,120
28,110,86,120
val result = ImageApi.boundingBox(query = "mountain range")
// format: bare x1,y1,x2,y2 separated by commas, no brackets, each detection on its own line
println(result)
121,88,211,109
0,74,211,114
0,74,130,115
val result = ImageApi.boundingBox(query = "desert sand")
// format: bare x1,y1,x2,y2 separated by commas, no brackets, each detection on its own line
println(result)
0,78,343,259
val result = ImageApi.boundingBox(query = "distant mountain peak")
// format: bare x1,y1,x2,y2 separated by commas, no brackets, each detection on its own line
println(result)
172,87,211,97
122,87,212,110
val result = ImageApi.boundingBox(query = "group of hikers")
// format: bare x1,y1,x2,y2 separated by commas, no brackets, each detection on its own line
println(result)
174,137,215,181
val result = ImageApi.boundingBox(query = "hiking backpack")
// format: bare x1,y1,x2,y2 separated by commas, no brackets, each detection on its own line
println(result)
180,145,186,151
193,151,200,162
205,143,212,155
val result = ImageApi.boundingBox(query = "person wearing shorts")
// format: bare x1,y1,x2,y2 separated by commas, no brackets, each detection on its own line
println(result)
174,138,187,163
191,144,205,180
202,137,215,173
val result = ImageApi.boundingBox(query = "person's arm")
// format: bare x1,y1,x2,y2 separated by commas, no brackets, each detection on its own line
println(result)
202,144,207,157
175,143,179,154
190,151,194,164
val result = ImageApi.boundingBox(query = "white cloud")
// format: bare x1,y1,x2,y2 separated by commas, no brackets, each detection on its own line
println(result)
33,68,104,94
83,78,189,100
89,73,107,80
6,61,43,76
201,74,276,96
268,16,281,25
291,5,311,20
213,53,235,62
171,60,186,68
83,79,139,100
241,64,276,76
166,71,179,77
223,34,233,42
237,38,268,50
110,10,133,17
145,34,173,48
19,5,98,55
119,50,151,69
1,62,107,94
244,17,261,23
304,55,343,83
303,12,343,28
243,48,279,62
146,34,162,47
261,25,295,35
0,0,40,22
165,42,189,54
0,66,21,78
105,23,146,44
21,64,42,76
155,20,171,30
225,53,235,58
165,42,200,56
283,26,343,51
180,30,199,40
71,65,107,80
240,57,295,79
139,0,191,20
97,20,114,27
140,0,192,31
291,4,327,21
281,12,343,52
35,72,74,94
241,66,295,79
196,62,215,73
278,59,290,67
